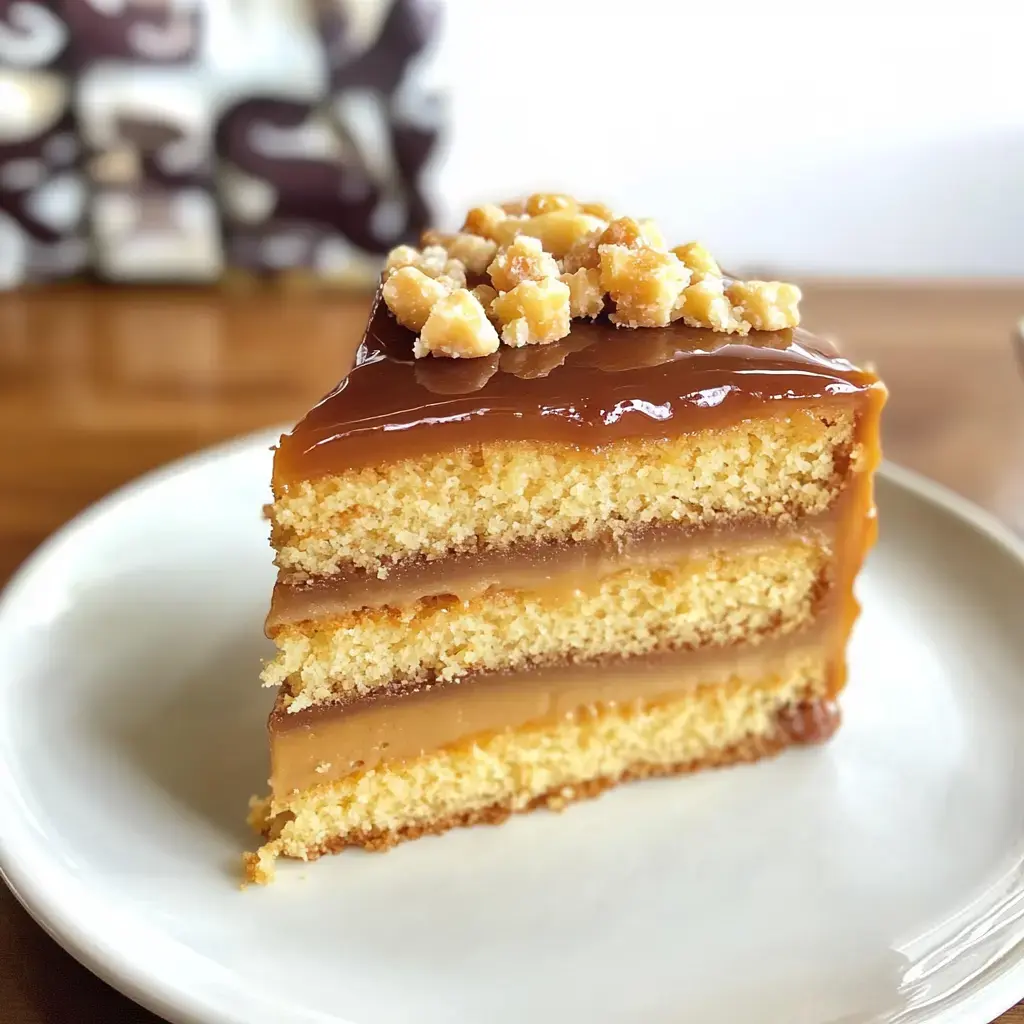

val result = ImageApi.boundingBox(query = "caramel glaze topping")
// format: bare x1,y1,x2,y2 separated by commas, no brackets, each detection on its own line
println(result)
273,292,885,486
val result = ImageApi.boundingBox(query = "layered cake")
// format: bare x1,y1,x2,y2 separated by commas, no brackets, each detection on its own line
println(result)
245,195,885,883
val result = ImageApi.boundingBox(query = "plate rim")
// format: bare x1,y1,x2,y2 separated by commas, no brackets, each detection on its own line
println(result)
1,429,1023,1024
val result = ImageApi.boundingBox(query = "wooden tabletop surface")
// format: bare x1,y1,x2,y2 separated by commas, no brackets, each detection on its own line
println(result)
0,280,1022,1022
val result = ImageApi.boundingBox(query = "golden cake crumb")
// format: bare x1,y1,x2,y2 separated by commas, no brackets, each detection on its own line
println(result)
245,654,831,882
270,408,856,576
264,541,828,705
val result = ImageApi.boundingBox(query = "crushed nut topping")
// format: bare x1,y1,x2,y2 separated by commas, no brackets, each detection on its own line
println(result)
561,267,605,320
726,280,802,331
462,203,511,240
382,267,452,332
516,210,608,258
415,289,500,359
490,278,571,347
580,200,615,221
559,231,604,274
599,217,664,251
525,192,577,216
487,235,560,292
385,243,465,289
672,241,721,282
421,231,498,275
383,193,801,357
599,245,690,328
673,276,747,334
470,283,498,311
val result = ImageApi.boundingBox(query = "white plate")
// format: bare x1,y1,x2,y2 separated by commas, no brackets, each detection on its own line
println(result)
1,431,1023,1024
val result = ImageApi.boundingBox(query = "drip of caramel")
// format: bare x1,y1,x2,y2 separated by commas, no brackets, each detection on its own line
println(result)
273,293,884,486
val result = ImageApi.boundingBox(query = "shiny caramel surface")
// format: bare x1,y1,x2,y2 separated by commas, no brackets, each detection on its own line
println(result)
1,281,1023,1023
273,294,883,485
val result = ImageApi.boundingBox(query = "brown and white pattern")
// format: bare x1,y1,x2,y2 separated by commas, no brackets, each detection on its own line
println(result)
0,0,68,69
0,68,87,288
214,0,443,285
59,0,201,68
0,0,445,288
78,58,221,280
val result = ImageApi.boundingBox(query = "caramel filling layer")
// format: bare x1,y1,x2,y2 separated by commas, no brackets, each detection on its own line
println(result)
270,634,836,797
268,515,839,626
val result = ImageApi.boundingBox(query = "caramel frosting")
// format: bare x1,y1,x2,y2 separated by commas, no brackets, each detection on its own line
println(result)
273,293,885,486
269,636,835,797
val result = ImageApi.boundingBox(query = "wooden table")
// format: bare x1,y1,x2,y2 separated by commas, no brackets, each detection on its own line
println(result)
0,281,1022,1022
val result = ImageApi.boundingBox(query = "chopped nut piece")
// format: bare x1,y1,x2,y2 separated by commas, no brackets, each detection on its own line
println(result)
415,289,500,359
673,276,748,334
487,235,560,292
489,215,532,247
382,266,451,332
600,217,663,250
559,230,604,274
490,278,571,348
525,192,578,216
446,233,499,274
470,283,498,311
637,218,665,249
599,244,690,328
580,200,615,221
384,244,420,276
462,203,510,240
599,217,644,249
672,242,722,282
441,263,468,290
416,230,497,276
419,228,449,248
418,244,451,277
515,211,608,258
726,280,802,331
561,267,605,319
384,243,466,287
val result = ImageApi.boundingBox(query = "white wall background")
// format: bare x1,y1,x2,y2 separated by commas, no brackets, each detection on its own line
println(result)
432,6,1024,278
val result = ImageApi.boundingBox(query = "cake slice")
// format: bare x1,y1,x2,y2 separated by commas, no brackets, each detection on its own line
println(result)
245,196,885,884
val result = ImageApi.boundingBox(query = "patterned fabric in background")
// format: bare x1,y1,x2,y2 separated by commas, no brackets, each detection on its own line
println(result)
0,0,444,288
